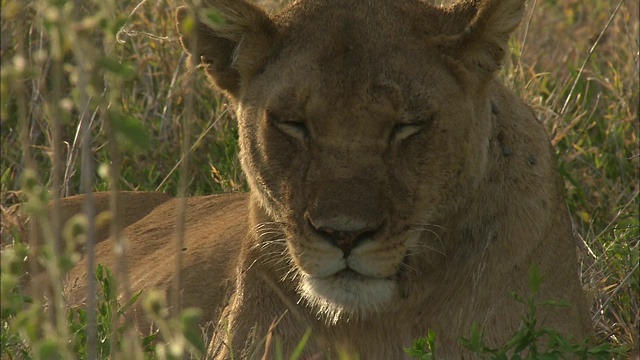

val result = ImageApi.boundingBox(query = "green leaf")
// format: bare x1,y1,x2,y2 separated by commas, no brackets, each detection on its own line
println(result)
96,264,115,300
96,264,104,280
118,289,144,316
108,110,149,150
178,13,195,35
180,308,205,355
587,342,628,355
142,331,159,352
510,292,525,303
461,323,484,353
289,328,312,360
505,328,529,352
58,254,75,273
37,339,63,359
97,57,136,80
529,262,541,293
1,166,12,186
540,300,569,307
405,331,436,359
111,16,128,36
203,9,225,28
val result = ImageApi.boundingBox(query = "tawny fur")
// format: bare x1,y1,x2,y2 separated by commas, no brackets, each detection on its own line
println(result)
22,0,594,358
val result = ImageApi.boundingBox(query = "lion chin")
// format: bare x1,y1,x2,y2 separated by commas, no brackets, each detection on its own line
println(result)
298,270,397,324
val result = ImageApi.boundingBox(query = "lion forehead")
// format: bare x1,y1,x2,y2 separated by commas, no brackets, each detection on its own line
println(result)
275,0,439,54
258,1,458,95
252,51,457,130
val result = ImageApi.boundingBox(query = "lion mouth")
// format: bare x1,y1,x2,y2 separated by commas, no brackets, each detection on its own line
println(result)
333,268,368,279
318,267,386,285
290,231,413,321
297,266,398,322
326,267,397,283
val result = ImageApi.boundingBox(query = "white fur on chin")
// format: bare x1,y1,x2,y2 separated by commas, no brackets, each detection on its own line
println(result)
298,271,396,325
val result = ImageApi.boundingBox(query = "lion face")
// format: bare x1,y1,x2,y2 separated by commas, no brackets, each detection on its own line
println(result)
239,57,490,320
177,0,524,321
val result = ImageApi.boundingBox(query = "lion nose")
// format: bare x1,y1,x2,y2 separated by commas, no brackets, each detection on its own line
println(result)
307,218,384,257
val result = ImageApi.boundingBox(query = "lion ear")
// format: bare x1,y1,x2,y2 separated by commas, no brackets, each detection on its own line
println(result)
434,0,525,81
175,1,277,98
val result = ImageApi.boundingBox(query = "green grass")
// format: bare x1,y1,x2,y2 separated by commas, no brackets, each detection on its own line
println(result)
1,0,638,358
406,265,629,359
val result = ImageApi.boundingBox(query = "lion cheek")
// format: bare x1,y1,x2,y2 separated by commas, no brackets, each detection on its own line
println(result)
348,246,407,278
290,240,345,277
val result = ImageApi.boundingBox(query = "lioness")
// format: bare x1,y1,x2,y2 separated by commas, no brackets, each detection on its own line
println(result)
36,0,594,357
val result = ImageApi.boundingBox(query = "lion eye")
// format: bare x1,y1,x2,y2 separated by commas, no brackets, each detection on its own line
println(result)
266,109,308,142
391,123,424,142
275,120,309,141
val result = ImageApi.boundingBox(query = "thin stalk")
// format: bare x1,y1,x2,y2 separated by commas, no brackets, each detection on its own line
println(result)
47,9,68,354
16,0,39,299
559,0,626,115
171,3,202,319
513,0,537,89
155,107,228,192
70,0,98,357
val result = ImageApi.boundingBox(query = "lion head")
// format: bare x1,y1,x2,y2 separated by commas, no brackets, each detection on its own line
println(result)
176,0,526,322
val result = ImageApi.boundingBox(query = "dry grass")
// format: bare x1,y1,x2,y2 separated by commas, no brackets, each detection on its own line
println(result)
508,0,639,351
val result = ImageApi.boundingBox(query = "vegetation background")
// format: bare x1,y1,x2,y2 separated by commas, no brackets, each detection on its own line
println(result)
0,0,638,358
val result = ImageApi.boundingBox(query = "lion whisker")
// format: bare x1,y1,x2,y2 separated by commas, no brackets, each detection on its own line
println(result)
254,221,286,228
252,251,289,270
399,261,419,277
407,224,447,253
408,223,447,231
407,243,446,257
257,231,286,239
